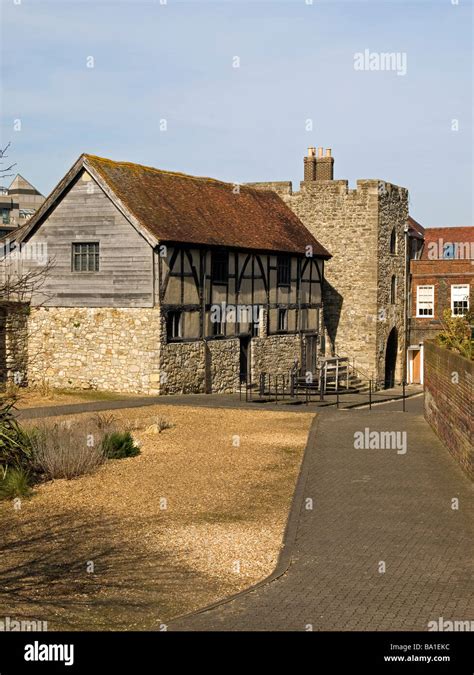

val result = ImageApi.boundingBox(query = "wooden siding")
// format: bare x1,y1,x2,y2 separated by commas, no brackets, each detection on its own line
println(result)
25,170,154,307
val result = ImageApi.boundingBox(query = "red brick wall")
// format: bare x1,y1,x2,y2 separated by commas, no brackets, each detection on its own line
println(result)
409,259,473,345
424,340,473,480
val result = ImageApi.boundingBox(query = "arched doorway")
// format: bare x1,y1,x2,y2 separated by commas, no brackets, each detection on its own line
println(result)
384,327,398,389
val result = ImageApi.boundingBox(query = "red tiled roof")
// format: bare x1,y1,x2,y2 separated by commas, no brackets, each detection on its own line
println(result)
407,215,424,239
85,155,331,257
420,226,474,260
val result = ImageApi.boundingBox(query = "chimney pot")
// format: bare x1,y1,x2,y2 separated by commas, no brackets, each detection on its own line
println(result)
326,148,332,157
308,147,316,158
318,147,324,158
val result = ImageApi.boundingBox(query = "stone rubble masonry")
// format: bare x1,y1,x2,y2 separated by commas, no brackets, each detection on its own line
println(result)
424,340,473,480
27,307,162,394
249,178,409,383
26,306,304,395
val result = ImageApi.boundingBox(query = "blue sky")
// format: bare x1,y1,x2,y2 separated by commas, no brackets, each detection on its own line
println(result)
1,0,472,227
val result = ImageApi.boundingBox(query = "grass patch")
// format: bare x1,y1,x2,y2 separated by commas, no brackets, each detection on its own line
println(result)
0,467,33,499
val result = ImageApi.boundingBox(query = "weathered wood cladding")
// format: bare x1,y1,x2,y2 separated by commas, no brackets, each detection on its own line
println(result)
159,245,323,340
25,170,154,307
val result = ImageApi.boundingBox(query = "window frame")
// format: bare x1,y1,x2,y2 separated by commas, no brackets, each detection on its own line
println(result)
416,285,434,318
71,242,100,273
451,284,470,317
211,250,229,285
389,228,397,255
390,275,397,304
167,310,183,340
277,255,291,287
277,308,288,332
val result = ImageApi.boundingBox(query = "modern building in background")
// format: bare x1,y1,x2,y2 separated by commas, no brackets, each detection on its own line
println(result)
0,174,45,239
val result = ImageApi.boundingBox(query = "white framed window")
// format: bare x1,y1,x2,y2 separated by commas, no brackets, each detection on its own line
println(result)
451,284,469,316
416,285,434,317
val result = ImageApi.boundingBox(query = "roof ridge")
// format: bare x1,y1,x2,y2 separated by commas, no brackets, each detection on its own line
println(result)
83,153,271,194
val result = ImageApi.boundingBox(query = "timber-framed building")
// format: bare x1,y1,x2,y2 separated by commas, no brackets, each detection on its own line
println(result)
7,154,331,395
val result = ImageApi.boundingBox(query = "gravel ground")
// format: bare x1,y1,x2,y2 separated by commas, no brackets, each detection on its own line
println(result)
0,405,313,631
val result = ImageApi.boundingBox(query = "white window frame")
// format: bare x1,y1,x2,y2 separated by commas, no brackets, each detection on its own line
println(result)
451,284,470,317
416,285,434,318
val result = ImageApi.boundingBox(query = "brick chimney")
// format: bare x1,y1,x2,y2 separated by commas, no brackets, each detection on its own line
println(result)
304,147,334,181
303,146,316,181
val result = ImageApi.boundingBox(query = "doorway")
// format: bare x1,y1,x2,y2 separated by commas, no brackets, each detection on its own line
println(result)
239,336,250,382
384,327,398,389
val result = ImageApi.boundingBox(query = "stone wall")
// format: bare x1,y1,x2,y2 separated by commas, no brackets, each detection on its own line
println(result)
251,178,409,383
251,334,301,375
0,303,29,388
159,340,206,395
424,340,473,480
375,182,409,383
26,305,303,396
27,306,161,394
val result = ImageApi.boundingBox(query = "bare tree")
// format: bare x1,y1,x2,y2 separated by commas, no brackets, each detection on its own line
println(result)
0,142,17,182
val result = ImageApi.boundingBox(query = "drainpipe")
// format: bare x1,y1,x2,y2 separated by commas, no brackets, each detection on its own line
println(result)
403,222,409,384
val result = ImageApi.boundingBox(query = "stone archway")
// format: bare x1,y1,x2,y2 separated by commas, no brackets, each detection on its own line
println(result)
384,327,398,389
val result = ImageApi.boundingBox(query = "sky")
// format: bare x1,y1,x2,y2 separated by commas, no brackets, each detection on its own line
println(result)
0,0,472,228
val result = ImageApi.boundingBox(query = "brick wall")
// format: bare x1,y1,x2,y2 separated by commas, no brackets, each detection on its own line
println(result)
424,340,473,480
410,259,473,345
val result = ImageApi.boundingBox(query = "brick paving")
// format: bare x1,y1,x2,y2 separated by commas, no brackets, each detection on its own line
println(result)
171,401,473,631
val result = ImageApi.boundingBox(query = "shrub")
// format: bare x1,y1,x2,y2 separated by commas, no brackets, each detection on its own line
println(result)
0,466,32,500
156,417,174,433
101,431,141,459
30,422,106,480
436,310,473,361
0,397,34,471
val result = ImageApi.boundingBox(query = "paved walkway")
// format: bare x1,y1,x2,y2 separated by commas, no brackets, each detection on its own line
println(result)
171,401,473,631
17,385,421,419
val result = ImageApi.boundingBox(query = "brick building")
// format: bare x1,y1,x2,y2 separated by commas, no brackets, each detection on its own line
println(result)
407,226,474,384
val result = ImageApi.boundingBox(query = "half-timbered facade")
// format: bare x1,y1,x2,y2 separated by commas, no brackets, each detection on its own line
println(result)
6,154,330,395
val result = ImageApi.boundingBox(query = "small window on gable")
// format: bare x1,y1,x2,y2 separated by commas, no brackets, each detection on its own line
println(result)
211,251,229,284
277,255,291,287
278,308,288,332
451,284,469,316
72,242,99,272
167,311,182,340
390,228,397,254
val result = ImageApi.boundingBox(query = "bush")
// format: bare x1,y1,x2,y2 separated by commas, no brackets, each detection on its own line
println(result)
0,397,34,471
0,466,32,500
156,417,174,433
102,431,141,459
30,422,106,480
436,309,473,361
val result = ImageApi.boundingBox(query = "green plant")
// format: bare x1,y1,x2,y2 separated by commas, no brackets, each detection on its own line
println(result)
436,309,473,361
0,397,34,471
0,466,32,500
102,431,141,459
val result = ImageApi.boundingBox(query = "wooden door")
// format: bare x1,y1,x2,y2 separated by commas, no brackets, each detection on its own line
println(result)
412,349,421,383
